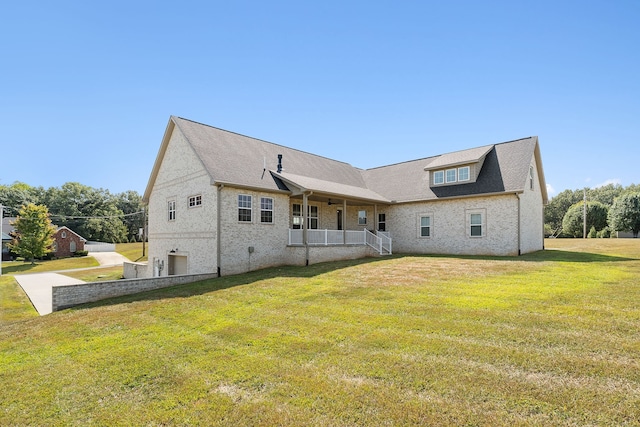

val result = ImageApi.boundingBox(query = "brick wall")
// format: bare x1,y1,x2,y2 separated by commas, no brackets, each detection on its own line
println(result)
51,272,219,311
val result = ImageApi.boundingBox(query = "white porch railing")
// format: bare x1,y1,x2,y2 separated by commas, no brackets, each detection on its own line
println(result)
288,229,391,255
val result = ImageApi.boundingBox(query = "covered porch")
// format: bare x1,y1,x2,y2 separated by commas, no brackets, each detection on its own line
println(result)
274,170,393,255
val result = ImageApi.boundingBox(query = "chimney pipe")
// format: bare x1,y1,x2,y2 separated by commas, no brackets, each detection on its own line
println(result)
277,154,283,173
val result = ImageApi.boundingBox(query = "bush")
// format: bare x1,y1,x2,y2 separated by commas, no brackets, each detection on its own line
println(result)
588,226,597,238
597,227,611,238
73,250,89,257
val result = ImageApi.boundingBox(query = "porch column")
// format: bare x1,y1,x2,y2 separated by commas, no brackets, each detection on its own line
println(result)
303,192,309,265
374,204,378,232
339,199,347,244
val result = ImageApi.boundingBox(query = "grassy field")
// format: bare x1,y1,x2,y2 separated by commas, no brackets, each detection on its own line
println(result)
1,239,639,425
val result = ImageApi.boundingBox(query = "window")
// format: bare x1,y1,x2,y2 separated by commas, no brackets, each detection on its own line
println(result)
168,200,176,221
470,213,483,237
308,205,318,229
378,213,386,232
238,195,252,222
189,195,202,208
420,216,431,237
458,166,470,182
292,203,302,229
61,231,67,238
433,170,444,185
529,166,534,190
358,210,367,225
446,168,457,183
260,197,273,223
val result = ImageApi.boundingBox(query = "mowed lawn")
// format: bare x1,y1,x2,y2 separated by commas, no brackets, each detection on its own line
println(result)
1,240,639,426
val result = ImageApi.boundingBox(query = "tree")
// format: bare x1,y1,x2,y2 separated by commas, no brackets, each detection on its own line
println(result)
608,193,640,238
8,204,57,263
545,189,583,236
562,201,609,238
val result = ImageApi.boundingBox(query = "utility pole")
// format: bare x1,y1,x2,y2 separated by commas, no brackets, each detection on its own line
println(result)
583,188,587,239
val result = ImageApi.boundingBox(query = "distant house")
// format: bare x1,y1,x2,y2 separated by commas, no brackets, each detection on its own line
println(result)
142,116,548,277
52,226,86,257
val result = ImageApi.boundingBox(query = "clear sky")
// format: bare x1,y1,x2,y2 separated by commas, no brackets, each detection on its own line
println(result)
2,1,639,197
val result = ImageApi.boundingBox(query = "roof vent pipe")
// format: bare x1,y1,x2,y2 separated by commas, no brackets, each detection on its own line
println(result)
277,154,283,173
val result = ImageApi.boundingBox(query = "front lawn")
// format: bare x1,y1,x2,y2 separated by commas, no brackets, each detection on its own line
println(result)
1,256,99,275
1,240,638,425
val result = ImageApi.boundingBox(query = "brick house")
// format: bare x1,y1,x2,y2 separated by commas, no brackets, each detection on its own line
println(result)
142,116,548,277
52,226,86,258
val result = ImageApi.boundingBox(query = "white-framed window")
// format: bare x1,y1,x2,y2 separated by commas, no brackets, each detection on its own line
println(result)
308,205,319,229
378,213,386,232
188,195,202,208
467,210,486,237
419,215,432,238
458,166,470,182
260,197,273,223
61,231,67,238
358,210,367,225
433,170,444,185
238,194,252,222
529,165,534,190
168,200,176,221
292,203,302,229
446,168,457,183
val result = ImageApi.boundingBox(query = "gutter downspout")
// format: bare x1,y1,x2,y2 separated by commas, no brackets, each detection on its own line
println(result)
516,193,521,256
217,184,224,276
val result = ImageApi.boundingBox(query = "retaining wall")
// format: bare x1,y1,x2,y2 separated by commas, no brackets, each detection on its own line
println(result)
51,273,218,311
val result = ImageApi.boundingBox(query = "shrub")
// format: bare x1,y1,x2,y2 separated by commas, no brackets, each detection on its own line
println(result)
588,226,597,238
73,250,89,257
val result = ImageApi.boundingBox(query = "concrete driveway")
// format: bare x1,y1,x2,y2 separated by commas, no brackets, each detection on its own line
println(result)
89,251,129,267
14,273,85,315
14,252,128,315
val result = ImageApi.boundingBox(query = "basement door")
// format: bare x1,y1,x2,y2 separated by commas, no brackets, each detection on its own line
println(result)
168,254,188,275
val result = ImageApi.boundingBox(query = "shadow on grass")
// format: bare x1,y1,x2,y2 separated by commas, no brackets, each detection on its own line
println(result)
1,262,40,274
69,249,637,312
71,256,386,311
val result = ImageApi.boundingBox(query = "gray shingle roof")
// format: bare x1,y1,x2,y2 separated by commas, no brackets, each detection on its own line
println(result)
172,117,367,192
362,137,543,203
145,117,547,205
424,144,494,170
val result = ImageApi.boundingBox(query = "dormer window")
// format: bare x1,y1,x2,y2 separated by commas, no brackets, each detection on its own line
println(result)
445,169,457,183
433,171,444,185
458,166,470,182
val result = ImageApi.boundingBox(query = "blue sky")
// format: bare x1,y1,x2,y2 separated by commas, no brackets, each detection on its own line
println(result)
2,1,639,197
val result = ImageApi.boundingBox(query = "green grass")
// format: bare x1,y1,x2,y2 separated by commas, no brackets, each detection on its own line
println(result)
61,266,125,282
1,239,639,425
117,242,148,262
1,256,99,275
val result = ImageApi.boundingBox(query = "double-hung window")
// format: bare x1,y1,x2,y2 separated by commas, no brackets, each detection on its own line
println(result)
238,195,252,222
358,210,367,225
419,215,431,237
260,197,273,223
168,200,176,221
469,213,483,237
378,213,386,232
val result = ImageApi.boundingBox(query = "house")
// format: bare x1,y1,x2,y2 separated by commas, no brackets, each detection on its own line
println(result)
142,116,547,277
52,226,86,258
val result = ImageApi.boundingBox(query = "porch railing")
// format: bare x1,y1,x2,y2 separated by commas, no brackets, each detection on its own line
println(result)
288,229,391,255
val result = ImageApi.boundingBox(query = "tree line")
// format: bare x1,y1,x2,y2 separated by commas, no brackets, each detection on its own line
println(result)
0,181,144,243
545,183,640,238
